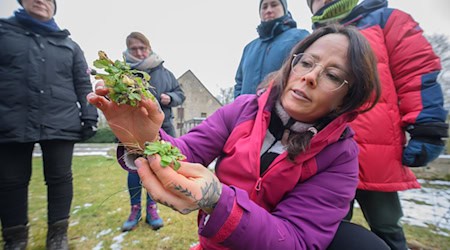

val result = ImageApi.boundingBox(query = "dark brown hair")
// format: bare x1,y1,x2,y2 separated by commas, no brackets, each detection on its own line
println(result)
265,24,381,160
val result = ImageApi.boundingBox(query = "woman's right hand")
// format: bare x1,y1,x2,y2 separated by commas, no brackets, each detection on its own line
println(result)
136,155,222,215
86,80,164,150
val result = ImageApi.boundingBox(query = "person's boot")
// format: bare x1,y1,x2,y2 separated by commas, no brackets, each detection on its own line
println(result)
121,204,142,232
2,224,28,250
46,219,69,250
146,203,163,230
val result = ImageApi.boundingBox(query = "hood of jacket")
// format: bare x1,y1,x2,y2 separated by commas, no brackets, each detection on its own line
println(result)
257,12,297,41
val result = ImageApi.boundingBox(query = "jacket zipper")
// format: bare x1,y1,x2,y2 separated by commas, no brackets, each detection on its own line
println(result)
255,177,262,192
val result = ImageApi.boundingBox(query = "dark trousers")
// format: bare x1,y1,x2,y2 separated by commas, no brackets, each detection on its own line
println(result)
0,141,74,228
345,190,407,250
328,221,389,250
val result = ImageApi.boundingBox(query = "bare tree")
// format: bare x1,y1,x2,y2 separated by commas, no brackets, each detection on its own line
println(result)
426,33,450,110
216,86,234,105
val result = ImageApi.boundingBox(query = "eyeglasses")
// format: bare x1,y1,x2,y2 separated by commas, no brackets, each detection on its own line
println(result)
128,46,149,53
291,53,349,92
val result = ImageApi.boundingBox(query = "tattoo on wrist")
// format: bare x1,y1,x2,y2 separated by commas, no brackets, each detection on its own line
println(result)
198,178,221,209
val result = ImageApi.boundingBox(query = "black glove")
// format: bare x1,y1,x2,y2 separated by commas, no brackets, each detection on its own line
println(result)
81,120,98,141
402,122,448,167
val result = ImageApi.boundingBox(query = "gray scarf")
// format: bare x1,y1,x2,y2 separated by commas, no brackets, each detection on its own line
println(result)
123,50,163,71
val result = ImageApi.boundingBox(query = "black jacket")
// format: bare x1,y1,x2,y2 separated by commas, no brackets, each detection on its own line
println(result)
0,17,98,143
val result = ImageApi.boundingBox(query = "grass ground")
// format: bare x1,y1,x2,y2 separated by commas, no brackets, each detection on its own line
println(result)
1,155,449,249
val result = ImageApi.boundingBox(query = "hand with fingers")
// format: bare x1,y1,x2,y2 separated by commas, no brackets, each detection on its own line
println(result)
86,80,164,150
135,155,222,215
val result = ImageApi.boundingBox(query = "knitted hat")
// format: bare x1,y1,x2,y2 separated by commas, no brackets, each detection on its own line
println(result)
18,0,57,15
260,0,288,15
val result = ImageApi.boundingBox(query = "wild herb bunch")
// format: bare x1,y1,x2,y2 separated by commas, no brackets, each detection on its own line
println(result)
91,51,155,106
143,141,186,171
91,51,185,170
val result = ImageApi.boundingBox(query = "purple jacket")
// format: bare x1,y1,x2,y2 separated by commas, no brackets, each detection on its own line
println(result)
119,86,359,249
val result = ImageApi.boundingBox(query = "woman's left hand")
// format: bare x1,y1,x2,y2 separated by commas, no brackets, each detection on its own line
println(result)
86,80,163,150
136,155,222,214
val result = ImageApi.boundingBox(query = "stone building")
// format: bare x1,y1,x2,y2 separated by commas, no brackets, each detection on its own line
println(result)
173,70,223,136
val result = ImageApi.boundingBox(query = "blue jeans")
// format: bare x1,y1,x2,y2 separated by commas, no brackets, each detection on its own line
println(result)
127,172,155,206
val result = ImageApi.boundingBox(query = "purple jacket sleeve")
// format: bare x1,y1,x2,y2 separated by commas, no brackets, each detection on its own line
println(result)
117,94,258,172
160,95,258,166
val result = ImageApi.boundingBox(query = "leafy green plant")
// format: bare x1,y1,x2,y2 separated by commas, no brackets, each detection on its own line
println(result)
143,140,186,170
91,51,155,106
91,51,185,170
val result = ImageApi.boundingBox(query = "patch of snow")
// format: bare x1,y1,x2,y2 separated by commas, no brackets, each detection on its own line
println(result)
354,180,450,234
92,241,103,250
110,232,127,250
69,220,79,226
96,228,113,238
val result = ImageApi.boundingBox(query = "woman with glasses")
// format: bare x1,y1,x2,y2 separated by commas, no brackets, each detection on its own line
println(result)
120,32,185,232
233,0,309,98
88,24,387,249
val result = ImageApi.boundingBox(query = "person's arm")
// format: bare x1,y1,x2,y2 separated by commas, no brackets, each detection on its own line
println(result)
234,63,243,98
385,9,448,166
72,42,98,139
72,44,98,122
115,94,259,168
163,69,185,107
234,46,248,98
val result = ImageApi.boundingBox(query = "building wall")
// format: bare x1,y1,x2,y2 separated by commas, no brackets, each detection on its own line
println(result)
173,70,223,136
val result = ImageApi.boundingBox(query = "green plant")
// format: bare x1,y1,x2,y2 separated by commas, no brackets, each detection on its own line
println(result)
92,51,155,107
143,140,186,170
91,51,185,170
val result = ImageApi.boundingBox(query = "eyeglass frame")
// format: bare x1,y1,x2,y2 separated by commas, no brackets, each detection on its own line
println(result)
290,53,349,92
128,46,149,53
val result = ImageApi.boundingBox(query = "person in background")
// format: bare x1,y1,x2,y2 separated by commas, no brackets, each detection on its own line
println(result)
88,24,389,249
306,0,448,249
120,31,186,232
233,0,309,98
0,0,98,249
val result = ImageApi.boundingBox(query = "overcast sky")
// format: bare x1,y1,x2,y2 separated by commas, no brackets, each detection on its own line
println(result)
1,0,449,95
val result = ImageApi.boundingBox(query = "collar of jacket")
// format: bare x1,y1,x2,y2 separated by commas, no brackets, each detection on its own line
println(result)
257,12,297,41
1,17,69,37
259,81,358,158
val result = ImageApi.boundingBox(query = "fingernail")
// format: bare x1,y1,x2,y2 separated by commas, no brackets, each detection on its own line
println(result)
135,157,145,170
